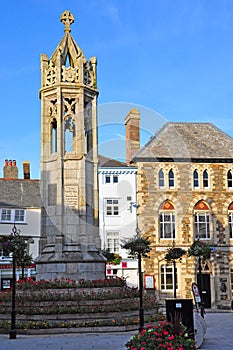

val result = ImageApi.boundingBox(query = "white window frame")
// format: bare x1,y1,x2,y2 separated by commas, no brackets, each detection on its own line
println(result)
105,175,111,184
229,212,233,239
193,170,199,188
194,212,210,239
203,170,209,188
158,169,165,188
106,199,119,216
113,175,118,183
160,264,177,291
227,170,233,190
159,212,175,239
106,231,119,253
168,169,175,189
0,208,26,223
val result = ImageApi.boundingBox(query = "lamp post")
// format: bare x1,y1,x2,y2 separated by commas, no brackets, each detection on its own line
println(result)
9,224,18,340
138,251,144,332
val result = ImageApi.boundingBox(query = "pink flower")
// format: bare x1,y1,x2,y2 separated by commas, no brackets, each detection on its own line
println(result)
163,331,169,335
168,335,175,340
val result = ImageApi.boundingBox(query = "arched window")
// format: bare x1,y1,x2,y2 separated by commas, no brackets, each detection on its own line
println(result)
159,169,165,188
229,203,233,239
193,170,199,188
194,201,210,239
203,170,209,188
51,118,57,153
168,169,175,188
159,201,175,239
64,117,75,152
227,170,233,189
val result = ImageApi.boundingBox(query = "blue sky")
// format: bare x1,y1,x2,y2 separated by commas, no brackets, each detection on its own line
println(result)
1,0,233,178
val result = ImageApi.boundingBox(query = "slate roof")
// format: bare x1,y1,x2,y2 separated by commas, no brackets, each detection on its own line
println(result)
0,179,41,208
98,155,128,168
132,122,233,162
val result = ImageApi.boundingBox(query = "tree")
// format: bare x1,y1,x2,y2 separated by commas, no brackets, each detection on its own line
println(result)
101,248,122,265
188,240,211,316
0,230,32,279
164,244,186,298
122,232,151,332
121,233,151,259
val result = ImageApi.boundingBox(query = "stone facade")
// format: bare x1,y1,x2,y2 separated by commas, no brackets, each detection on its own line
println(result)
36,11,105,281
132,122,233,309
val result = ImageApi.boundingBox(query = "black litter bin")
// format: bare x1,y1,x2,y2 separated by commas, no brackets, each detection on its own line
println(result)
166,299,194,338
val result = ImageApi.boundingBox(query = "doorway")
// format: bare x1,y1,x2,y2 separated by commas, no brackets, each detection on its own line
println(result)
197,273,211,308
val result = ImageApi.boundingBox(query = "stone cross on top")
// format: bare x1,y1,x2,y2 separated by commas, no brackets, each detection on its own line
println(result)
60,10,75,33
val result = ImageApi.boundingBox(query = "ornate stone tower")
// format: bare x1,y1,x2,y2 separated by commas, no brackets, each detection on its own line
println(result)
36,11,106,280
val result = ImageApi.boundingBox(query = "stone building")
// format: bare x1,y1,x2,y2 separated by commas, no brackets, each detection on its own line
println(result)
131,121,233,309
36,11,106,280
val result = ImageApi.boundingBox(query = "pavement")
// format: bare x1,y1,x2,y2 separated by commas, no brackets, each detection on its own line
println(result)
0,312,232,350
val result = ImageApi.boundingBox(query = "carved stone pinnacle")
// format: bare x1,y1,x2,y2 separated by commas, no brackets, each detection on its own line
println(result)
60,11,75,33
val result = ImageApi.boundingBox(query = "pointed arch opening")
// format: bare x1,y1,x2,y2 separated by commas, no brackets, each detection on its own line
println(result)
203,169,209,188
228,170,233,189
51,118,57,153
193,169,199,188
158,169,165,188
168,169,175,188
64,117,75,153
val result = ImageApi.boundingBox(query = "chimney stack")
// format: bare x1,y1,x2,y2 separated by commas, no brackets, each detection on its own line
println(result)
124,109,140,165
23,161,30,179
3,159,18,179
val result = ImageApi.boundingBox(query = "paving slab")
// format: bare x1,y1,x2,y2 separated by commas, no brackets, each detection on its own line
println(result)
0,312,232,350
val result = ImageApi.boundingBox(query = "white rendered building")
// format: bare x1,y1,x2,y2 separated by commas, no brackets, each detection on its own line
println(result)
98,155,139,287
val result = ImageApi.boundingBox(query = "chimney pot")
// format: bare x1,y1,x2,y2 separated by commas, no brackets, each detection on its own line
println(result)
23,161,30,179
124,109,140,165
3,158,18,178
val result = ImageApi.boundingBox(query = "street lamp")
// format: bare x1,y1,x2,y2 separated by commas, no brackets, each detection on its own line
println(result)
9,224,18,340
138,251,144,332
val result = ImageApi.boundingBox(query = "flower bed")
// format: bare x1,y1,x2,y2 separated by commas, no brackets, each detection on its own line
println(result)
125,321,196,350
0,277,163,333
